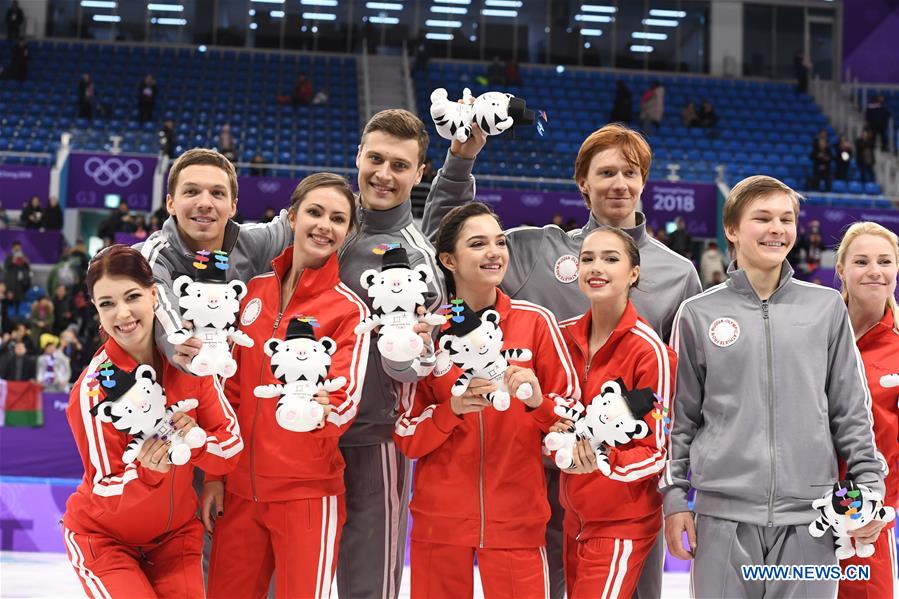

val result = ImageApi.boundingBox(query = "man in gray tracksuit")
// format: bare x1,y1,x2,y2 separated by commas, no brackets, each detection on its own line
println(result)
422,123,701,599
334,109,445,599
660,260,884,598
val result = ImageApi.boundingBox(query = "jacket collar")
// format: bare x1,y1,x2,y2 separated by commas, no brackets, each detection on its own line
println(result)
857,308,898,349
565,299,640,353
161,214,240,258
359,200,413,235
102,336,156,373
725,260,794,300
270,245,341,300
582,211,647,247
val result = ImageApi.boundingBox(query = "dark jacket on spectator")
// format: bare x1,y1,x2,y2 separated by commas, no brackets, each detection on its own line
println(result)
0,352,36,381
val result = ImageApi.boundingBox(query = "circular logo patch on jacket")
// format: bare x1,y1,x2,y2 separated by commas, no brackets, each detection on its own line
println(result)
241,298,262,327
554,255,579,284
708,317,740,347
433,349,452,377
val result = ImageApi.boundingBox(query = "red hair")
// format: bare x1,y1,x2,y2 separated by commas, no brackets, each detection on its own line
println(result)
86,245,155,299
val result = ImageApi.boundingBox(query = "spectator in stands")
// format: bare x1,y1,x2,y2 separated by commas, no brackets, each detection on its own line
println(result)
794,49,810,94
217,123,236,162
666,216,693,258
5,0,24,40
138,74,157,123
259,205,276,223
42,196,63,230
810,136,833,191
97,201,131,240
698,99,719,128
801,227,825,274
699,240,727,289
3,242,30,305
159,120,177,158
58,328,84,384
0,202,9,229
610,80,632,125
856,128,876,184
36,340,70,392
504,59,522,86
487,56,505,86
410,32,429,74
312,87,329,106
10,38,28,82
20,195,43,229
152,205,169,229
249,152,268,177
131,214,148,240
29,294,53,348
51,284,71,335
5,322,35,354
291,74,313,106
421,158,437,184
0,341,36,381
833,135,854,181
681,101,699,127
77,73,96,119
812,128,829,152
639,80,665,134
865,94,891,152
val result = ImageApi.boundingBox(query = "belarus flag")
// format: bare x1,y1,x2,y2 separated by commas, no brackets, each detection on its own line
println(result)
0,379,44,427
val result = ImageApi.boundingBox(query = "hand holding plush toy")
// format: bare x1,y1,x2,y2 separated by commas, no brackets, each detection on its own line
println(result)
809,477,895,559
88,362,206,466
544,378,657,475
354,246,446,363
435,302,532,412
166,251,254,378
255,317,347,432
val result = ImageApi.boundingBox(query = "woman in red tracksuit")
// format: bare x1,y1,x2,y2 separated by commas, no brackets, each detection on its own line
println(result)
204,173,370,599
63,245,243,599
556,227,675,599
395,202,580,598
834,221,899,599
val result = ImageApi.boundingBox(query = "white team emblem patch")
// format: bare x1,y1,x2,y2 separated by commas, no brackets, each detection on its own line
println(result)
554,255,579,284
241,298,262,327
708,317,740,347
433,349,452,377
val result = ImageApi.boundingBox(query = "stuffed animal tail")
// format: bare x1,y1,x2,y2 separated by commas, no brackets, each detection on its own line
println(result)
322,377,347,393
502,348,533,363
229,329,255,348
168,398,199,414
254,384,284,398
354,315,381,335
420,313,449,327
167,328,192,346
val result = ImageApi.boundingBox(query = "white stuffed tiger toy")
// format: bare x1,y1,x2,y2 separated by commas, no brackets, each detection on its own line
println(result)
435,304,532,412
430,87,474,143
354,245,446,363
166,250,254,378
255,317,347,432
88,362,206,466
809,477,895,559
544,378,657,476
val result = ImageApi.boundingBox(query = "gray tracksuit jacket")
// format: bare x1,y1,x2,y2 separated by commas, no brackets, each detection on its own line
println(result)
337,200,445,447
136,212,292,366
421,152,702,340
660,261,884,527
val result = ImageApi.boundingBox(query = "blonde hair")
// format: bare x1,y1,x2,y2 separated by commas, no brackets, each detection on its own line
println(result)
835,221,899,331
723,175,803,254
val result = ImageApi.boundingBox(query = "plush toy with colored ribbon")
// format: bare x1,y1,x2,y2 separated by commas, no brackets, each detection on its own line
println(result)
255,317,347,432
809,477,895,559
88,362,206,466
167,250,254,378
435,302,532,412
544,378,657,474
354,245,446,363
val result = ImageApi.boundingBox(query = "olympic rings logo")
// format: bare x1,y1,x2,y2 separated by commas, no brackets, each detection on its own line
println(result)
83,157,145,187
257,180,281,194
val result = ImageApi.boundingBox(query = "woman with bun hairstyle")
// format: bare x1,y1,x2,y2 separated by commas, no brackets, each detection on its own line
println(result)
204,173,370,599
395,201,580,598
63,245,243,599
834,221,899,599
555,227,675,598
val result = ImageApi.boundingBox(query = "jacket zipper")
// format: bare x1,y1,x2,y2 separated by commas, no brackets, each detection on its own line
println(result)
562,336,589,538
762,300,776,527
250,292,285,502
163,467,175,533
478,411,486,548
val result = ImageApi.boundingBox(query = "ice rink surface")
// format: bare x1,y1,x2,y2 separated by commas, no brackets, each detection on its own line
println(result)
1,551,693,598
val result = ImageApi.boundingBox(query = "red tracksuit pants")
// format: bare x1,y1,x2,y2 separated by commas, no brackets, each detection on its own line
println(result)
62,519,204,599
207,492,345,599
410,540,550,598
563,529,656,599
838,526,896,599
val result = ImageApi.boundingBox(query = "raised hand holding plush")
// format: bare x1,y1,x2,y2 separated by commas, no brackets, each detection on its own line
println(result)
256,317,347,432
430,88,535,142
88,362,206,466
354,246,446,363
809,477,895,559
435,303,531,412
545,378,656,474
166,251,253,378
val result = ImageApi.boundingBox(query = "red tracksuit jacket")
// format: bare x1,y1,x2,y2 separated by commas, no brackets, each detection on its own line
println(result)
395,289,581,548
559,300,676,541
219,248,370,502
64,338,243,545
